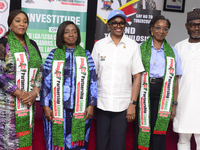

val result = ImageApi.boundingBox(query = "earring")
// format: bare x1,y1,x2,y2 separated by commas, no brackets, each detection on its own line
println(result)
9,27,12,31
151,32,153,36
107,28,110,32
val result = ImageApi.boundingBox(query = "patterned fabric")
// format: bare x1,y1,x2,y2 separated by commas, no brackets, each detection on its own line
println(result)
0,37,43,149
40,47,97,150
187,8,200,22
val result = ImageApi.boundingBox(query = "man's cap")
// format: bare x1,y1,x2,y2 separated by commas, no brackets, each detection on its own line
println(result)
107,10,127,23
187,8,200,22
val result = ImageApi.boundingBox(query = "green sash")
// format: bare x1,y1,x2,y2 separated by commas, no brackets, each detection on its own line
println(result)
7,31,41,149
51,45,90,149
138,37,176,150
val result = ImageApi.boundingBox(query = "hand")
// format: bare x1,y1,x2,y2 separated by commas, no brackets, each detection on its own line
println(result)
84,105,94,121
43,106,54,122
170,104,176,119
126,103,136,122
21,91,37,107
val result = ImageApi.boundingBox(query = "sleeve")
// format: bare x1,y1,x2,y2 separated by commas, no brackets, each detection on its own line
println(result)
91,42,99,75
132,43,145,75
40,49,55,107
172,46,182,76
0,38,18,94
86,50,97,106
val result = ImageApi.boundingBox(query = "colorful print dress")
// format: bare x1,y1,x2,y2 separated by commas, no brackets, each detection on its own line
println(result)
0,37,43,149
40,47,97,150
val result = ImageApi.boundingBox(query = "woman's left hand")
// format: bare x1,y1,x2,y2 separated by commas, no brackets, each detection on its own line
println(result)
170,104,176,119
84,105,94,121
21,91,37,107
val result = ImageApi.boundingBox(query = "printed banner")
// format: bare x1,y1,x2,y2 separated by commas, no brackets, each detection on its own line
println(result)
95,0,161,43
21,0,88,63
0,0,10,38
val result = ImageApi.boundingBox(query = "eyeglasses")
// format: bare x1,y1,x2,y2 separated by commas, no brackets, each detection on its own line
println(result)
153,26,169,33
108,22,125,27
187,23,200,29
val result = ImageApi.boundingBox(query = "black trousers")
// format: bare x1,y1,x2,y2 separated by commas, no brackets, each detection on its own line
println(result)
96,108,128,150
133,82,166,150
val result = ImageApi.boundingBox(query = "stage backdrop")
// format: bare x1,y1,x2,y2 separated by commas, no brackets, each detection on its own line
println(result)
21,0,88,64
0,0,10,38
95,0,162,43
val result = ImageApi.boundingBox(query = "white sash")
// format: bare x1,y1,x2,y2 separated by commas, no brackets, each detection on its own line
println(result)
52,60,64,124
139,57,175,132
74,57,88,119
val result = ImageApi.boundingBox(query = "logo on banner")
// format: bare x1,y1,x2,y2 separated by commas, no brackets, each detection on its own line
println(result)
102,0,113,11
25,0,35,4
17,54,27,72
46,0,85,6
54,62,64,80
0,24,6,37
0,0,8,13
98,0,138,25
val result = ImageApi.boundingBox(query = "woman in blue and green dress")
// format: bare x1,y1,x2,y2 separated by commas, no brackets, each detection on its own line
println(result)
40,21,97,150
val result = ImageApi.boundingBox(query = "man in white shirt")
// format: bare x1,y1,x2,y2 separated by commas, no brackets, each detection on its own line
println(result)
173,8,200,150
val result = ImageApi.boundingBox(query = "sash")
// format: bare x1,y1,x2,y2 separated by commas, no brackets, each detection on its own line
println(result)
7,31,41,149
51,45,89,149
138,37,176,150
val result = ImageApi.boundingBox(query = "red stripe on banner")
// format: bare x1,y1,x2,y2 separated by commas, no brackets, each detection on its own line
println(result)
140,97,144,125
138,145,149,150
16,130,31,137
76,82,80,112
121,4,137,16
18,146,31,150
17,79,21,109
154,130,166,135
161,82,167,110
53,86,57,116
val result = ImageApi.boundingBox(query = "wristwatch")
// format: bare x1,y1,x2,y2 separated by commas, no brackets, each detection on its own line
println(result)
173,101,178,106
130,100,137,105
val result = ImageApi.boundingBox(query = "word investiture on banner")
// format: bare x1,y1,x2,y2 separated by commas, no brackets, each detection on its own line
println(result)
27,13,81,25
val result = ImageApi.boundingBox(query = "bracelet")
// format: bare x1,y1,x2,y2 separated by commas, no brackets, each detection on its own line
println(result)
19,90,24,99
32,90,39,97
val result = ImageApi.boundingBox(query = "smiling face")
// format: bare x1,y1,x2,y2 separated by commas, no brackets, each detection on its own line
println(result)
151,19,169,42
186,19,200,42
107,16,125,39
10,13,28,39
63,24,78,48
